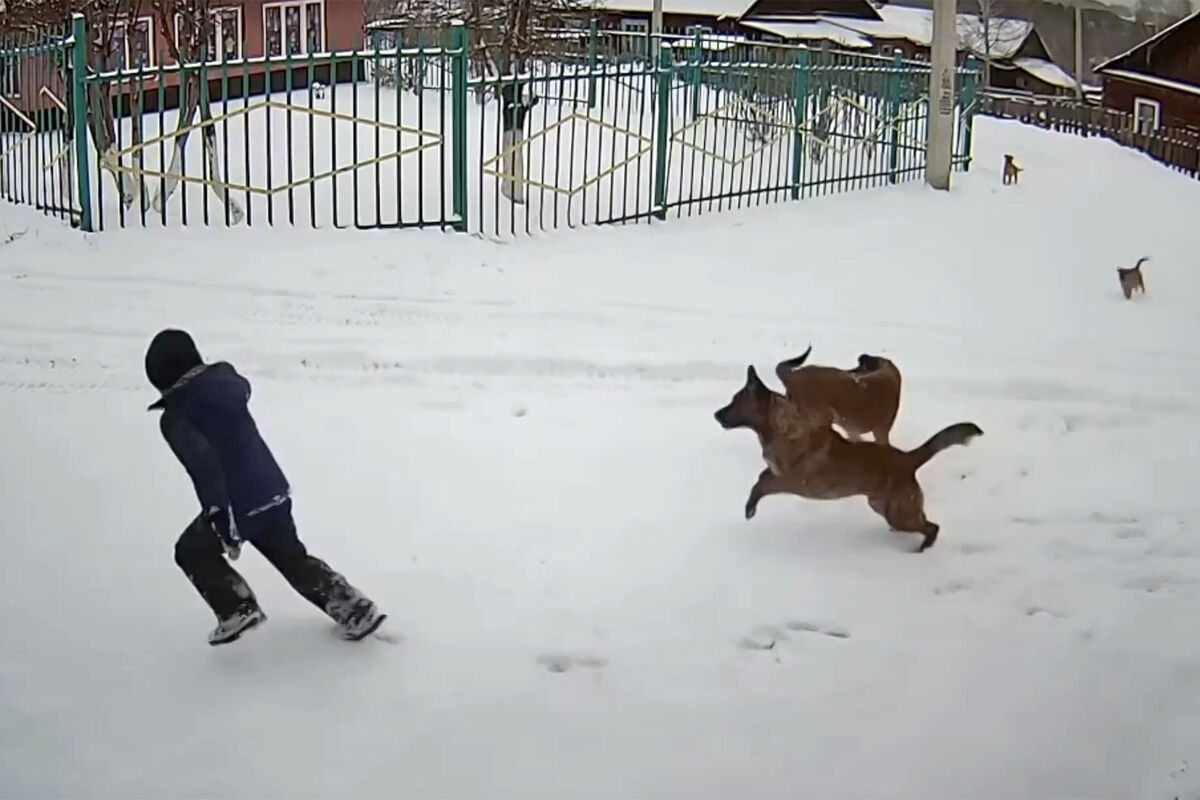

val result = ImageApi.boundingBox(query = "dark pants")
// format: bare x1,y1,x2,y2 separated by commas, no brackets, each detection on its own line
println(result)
174,500,371,625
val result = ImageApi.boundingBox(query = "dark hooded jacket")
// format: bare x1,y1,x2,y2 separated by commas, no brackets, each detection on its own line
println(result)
145,330,290,526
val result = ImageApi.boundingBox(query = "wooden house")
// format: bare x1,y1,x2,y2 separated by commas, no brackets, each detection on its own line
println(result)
1095,8,1200,133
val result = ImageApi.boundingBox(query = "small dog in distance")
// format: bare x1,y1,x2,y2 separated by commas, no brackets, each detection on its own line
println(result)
1117,257,1148,300
1002,154,1023,185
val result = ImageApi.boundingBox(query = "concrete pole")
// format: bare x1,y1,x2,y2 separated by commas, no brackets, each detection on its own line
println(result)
1073,2,1085,100
651,0,663,66
925,0,957,191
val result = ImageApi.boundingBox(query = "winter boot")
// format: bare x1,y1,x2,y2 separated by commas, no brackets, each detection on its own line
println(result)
208,605,267,646
337,599,386,642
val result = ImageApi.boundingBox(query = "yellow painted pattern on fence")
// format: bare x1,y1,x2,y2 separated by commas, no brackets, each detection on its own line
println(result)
671,96,792,167
481,112,654,196
0,95,36,161
104,100,441,195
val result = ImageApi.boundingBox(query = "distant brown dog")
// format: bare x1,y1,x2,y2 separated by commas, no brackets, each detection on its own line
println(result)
1117,257,1148,299
775,346,901,446
714,366,982,552
1003,154,1022,185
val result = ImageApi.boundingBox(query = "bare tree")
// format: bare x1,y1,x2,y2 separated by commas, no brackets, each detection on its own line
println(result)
1134,0,1194,34
417,0,589,80
144,0,243,221
959,0,1030,89
13,0,149,208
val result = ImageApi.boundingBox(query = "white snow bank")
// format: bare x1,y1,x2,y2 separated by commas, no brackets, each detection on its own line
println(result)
2,117,1200,799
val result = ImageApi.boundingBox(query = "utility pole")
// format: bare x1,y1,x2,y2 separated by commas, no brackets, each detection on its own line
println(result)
1074,1,1085,100
651,0,663,66
925,0,957,190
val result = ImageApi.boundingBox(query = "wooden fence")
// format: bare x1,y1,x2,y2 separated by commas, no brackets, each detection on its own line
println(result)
979,93,1200,180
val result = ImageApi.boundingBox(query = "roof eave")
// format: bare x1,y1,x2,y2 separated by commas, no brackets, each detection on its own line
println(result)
1093,7,1200,74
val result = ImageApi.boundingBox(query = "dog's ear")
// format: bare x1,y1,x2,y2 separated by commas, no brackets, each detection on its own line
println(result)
746,365,765,389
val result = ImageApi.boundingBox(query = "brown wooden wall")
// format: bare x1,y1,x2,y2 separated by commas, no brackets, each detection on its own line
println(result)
1102,73,1200,131
1107,14,1200,89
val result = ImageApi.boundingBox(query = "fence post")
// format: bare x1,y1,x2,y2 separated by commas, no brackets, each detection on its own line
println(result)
790,47,808,200
961,55,978,171
70,13,93,232
690,29,701,120
652,45,673,221
450,20,468,232
887,50,902,183
587,18,598,110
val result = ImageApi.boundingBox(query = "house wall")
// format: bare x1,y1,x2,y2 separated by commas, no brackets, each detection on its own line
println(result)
1108,14,1200,89
1102,73,1200,130
591,11,749,36
8,0,365,116
1100,13,1200,130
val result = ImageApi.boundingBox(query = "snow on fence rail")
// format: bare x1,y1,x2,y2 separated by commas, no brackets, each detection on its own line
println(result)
0,16,979,238
979,93,1200,180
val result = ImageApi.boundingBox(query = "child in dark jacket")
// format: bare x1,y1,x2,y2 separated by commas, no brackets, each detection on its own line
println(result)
145,329,386,645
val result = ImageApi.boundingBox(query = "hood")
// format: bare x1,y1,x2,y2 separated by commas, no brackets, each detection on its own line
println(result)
146,329,203,393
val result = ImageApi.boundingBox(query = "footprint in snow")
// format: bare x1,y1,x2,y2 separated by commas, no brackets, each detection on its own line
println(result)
786,620,851,639
537,652,608,673
1024,605,1067,619
738,621,849,651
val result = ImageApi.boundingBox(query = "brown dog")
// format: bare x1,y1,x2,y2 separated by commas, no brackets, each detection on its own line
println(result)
774,346,901,446
1003,154,1022,185
714,366,982,552
1117,257,1148,300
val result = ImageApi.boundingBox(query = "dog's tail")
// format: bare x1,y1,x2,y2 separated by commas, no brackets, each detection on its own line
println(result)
775,344,813,383
906,422,983,471
1134,256,1149,269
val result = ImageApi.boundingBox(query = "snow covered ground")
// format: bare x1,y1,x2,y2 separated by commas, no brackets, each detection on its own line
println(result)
2,116,1199,799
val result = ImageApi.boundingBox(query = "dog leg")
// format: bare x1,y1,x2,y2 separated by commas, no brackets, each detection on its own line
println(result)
872,429,890,447
869,488,941,552
745,469,787,520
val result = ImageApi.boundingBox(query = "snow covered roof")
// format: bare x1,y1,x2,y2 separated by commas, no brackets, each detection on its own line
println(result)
1094,7,1200,73
834,4,1034,59
591,0,756,18
741,18,873,49
1013,57,1079,91
834,3,931,44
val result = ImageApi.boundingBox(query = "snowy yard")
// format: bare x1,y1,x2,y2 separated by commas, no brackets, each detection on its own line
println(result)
2,116,1199,799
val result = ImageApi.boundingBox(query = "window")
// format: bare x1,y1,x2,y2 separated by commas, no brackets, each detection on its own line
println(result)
1134,96,1161,135
0,56,18,97
620,17,648,57
110,16,155,70
264,1,325,58
176,7,244,62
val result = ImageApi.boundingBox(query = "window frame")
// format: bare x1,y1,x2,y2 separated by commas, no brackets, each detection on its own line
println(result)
1133,96,1161,135
175,6,245,63
111,15,156,71
263,0,327,58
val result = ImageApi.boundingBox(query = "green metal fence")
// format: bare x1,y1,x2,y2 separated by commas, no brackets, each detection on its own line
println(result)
0,21,78,227
0,16,978,237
